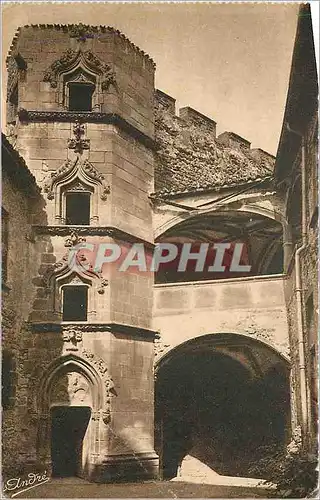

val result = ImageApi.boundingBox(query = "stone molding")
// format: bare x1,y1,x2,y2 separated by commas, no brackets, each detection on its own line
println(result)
81,348,115,424
7,25,155,69
18,109,156,150
43,49,116,92
32,225,155,248
68,121,90,153
29,321,158,338
42,157,110,201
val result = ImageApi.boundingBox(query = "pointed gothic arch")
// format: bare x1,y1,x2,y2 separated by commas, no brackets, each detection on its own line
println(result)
34,352,115,472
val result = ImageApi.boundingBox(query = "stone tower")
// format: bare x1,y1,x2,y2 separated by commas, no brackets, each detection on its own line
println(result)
6,24,158,481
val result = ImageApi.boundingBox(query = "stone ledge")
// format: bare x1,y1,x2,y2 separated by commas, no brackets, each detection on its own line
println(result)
32,225,154,248
18,109,156,151
29,321,159,338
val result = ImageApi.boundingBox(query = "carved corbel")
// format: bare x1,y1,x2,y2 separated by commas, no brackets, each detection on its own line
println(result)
68,121,90,154
64,231,87,247
62,327,83,351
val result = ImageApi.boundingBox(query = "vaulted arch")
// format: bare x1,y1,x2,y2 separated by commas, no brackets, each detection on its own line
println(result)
155,332,291,480
154,208,285,283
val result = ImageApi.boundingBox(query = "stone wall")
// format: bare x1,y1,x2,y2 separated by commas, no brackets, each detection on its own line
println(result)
154,89,274,196
283,112,318,449
2,168,45,476
153,274,289,358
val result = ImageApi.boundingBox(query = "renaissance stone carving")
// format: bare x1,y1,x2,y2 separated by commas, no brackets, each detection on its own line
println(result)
64,231,87,247
68,121,90,153
43,159,74,199
62,327,82,351
42,253,70,288
51,371,91,405
42,157,110,202
43,50,78,88
82,160,110,200
81,349,115,424
97,278,108,294
43,49,116,92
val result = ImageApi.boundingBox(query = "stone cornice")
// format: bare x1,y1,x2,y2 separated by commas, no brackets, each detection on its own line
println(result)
30,322,159,338
18,109,156,151
32,225,154,249
8,25,156,68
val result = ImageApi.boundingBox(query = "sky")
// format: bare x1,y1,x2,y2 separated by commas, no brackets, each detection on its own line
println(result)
2,1,301,154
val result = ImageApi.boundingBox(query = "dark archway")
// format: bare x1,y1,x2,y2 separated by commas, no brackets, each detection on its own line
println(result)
51,406,91,477
155,334,290,479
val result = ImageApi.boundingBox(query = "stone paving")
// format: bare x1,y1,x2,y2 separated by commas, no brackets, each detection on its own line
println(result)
12,477,272,499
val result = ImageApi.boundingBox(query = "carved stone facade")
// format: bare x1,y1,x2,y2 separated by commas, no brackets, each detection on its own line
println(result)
2,11,317,486
3,24,158,483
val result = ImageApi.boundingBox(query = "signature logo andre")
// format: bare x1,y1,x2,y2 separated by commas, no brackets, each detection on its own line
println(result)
3,471,50,497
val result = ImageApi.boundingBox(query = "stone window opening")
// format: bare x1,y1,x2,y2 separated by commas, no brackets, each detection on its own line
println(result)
52,271,97,322
63,67,97,112
43,157,107,226
62,285,88,322
65,191,91,225
68,82,95,112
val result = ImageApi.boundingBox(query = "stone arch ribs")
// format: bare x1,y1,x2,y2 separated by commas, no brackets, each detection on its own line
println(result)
43,49,117,109
155,202,288,240
154,332,290,377
43,156,110,224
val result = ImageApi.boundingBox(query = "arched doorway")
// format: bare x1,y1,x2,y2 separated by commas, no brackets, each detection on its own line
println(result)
49,370,93,478
155,334,290,480
35,354,110,479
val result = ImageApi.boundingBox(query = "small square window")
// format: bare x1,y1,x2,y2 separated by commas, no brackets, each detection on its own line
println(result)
65,192,90,225
68,83,95,112
62,286,88,322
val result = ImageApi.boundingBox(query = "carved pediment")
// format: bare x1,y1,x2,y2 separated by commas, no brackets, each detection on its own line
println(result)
43,159,74,199
42,156,110,201
43,49,116,91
